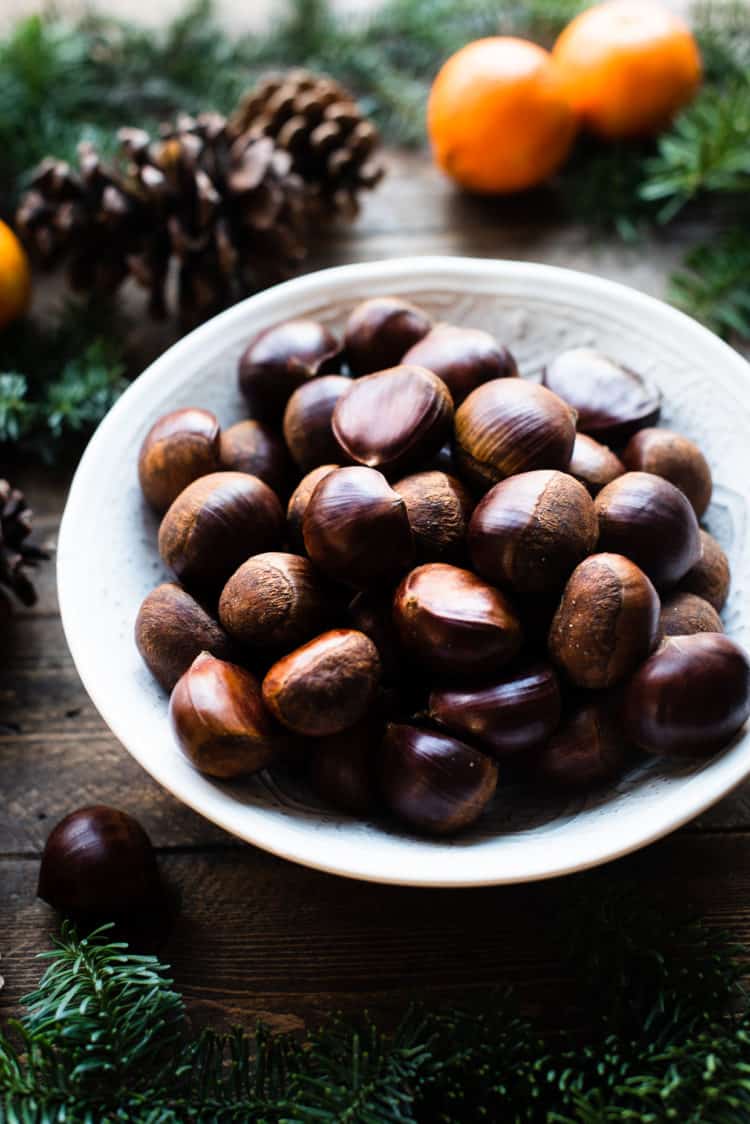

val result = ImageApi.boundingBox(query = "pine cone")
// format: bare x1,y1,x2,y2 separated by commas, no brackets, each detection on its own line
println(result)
0,480,48,607
231,69,384,220
16,148,137,294
17,114,310,325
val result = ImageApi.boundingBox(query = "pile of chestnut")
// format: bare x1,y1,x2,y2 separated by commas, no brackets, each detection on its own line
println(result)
135,295,750,838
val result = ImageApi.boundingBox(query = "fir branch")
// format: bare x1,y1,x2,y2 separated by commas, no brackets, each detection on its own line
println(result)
2,893,750,1121
640,78,750,221
670,228,750,339
0,302,127,461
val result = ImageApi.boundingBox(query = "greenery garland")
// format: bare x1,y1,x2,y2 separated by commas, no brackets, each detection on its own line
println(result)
1,889,750,1121
1,0,749,463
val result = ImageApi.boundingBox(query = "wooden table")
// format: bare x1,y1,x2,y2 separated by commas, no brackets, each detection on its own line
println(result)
2,151,749,1032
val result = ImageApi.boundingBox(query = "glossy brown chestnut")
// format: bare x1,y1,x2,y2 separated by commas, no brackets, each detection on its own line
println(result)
568,432,625,496
453,379,577,490
303,466,415,588
219,552,330,650
158,471,284,595
344,296,432,376
286,464,338,554
170,651,279,777
677,530,730,611
393,563,522,678
283,375,352,471
659,592,723,637
219,419,291,497
262,629,381,736
468,469,598,593
38,806,161,916
332,365,454,478
394,470,474,562
348,590,404,682
380,723,498,836
622,427,712,518
135,582,234,691
548,553,660,688
623,633,750,756
238,318,342,421
536,702,631,789
138,407,220,514
542,348,661,445
309,714,385,815
401,323,518,405
594,471,701,587
429,662,561,758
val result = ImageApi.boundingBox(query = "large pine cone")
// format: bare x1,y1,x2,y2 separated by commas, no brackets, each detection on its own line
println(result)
0,481,48,607
17,114,310,324
230,69,384,220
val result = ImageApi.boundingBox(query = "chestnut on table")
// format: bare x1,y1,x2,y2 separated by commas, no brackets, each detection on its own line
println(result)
134,293,750,840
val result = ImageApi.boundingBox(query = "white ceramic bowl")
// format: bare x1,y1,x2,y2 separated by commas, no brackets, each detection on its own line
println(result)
58,256,750,887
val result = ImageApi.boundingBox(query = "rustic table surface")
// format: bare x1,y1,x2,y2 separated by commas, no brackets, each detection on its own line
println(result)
2,151,749,1032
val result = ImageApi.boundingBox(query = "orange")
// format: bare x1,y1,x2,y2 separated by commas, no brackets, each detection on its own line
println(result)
553,1,702,139
0,220,31,330
427,37,578,194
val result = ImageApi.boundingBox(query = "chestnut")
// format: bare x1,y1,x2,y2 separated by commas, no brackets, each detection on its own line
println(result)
380,723,498,836
238,318,342,422
169,651,279,777
660,592,723,638
283,375,351,471
332,365,454,478
548,553,660,688
286,464,338,554
309,714,385,815
454,379,577,491
594,472,701,587
542,348,661,445
677,530,730,611
344,296,432,376
622,427,712,518
158,471,284,595
536,702,631,789
135,581,234,691
138,407,220,514
623,633,750,756
468,469,598,593
219,552,330,651
568,432,625,496
393,470,474,562
393,563,522,678
348,590,404,682
219,419,291,497
401,322,518,405
262,629,381,736
38,806,161,917
429,662,561,759
303,466,414,588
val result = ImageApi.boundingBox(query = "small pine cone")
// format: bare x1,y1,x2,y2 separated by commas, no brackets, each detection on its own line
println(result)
0,481,48,607
230,69,384,220
15,147,141,295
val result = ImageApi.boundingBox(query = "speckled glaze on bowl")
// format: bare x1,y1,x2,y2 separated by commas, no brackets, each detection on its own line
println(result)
58,257,750,886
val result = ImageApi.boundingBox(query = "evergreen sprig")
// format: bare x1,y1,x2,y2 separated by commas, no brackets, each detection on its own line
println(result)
0,303,127,461
2,890,750,1122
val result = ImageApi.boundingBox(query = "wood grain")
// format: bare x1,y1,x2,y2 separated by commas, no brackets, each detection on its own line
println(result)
1,151,749,1033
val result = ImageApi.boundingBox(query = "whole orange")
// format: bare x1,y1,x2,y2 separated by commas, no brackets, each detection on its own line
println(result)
0,220,31,329
427,37,578,194
553,1,702,139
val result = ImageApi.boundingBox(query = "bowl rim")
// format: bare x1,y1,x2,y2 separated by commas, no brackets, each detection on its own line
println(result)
57,255,750,887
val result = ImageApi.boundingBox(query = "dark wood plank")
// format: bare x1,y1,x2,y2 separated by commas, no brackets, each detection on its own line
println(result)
2,831,750,1032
